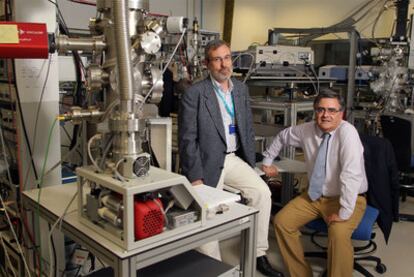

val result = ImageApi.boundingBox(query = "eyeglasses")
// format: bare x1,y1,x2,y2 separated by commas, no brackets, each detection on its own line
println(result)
315,107,342,114
209,55,232,64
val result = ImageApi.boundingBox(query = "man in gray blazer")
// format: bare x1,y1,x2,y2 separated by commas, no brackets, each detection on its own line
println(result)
179,39,283,277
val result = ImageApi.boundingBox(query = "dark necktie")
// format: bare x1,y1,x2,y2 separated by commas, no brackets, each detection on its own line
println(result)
308,133,331,201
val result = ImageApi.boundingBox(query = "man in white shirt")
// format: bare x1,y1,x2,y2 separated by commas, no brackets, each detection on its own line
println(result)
262,89,367,277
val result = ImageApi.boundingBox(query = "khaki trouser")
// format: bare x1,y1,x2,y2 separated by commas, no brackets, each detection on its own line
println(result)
274,193,366,277
198,153,272,260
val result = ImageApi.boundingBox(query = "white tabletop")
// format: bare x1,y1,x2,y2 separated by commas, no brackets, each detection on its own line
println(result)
23,183,257,259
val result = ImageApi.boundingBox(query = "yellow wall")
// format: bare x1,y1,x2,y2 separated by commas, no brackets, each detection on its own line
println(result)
150,0,225,34
230,0,405,50
149,0,411,51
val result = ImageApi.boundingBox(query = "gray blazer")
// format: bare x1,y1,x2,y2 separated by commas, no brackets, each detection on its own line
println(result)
178,77,256,187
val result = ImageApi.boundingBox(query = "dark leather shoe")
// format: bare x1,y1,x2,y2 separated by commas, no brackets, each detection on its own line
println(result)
256,256,284,277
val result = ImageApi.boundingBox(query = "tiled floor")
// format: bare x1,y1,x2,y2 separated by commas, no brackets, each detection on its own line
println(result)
220,198,414,277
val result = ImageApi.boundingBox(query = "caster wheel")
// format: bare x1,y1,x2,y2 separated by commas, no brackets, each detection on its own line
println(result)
375,263,387,274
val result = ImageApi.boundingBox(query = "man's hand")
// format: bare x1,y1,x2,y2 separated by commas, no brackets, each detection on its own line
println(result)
261,164,278,177
191,179,204,186
326,213,345,225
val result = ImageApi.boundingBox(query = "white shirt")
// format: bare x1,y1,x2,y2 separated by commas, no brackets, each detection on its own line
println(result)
262,120,368,220
211,76,239,152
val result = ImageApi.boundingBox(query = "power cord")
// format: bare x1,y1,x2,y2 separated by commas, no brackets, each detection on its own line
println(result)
0,234,17,277
0,194,32,277
47,191,78,277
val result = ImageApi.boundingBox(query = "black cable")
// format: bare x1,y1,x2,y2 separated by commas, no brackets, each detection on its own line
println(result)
98,134,114,169
20,55,53,197
12,62,39,182
0,112,15,166
73,265,82,277
45,0,85,157
4,0,41,272
0,264,7,277
61,124,83,161
46,0,86,108
96,256,105,268
61,124,73,142
46,0,70,33
90,253,95,271
67,0,97,6
55,9,85,107
31,55,52,150
46,0,57,5
59,101,73,107
69,125,80,151
59,29,85,110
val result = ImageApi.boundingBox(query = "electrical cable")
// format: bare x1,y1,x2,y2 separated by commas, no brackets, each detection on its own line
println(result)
47,191,78,277
7,61,41,275
96,256,105,268
296,0,382,44
0,101,17,277
61,124,73,142
67,0,96,6
242,58,257,83
5,0,41,274
0,194,32,277
152,199,173,227
371,1,389,45
43,138,81,178
69,123,80,152
48,223,57,277
232,51,254,65
46,0,87,110
73,265,82,277
308,64,320,94
287,67,319,95
61,124,82,158
352,0,383,24
232,52,256,83
114,158,127,182
87,134,103,172
11,61,39,185
342,0,378,21
0,234,17,277
35,117,59,277
101,99,120,121
0,123,15,200
43,121,84,178
22,54,53,192
0,263,7,277
98,134,114,169
16,52,55,276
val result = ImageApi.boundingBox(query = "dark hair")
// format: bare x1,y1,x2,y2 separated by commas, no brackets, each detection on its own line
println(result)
204,39,230,62
313,89,345,111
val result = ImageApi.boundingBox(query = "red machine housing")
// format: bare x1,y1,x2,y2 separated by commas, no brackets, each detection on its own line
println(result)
0,22,49,59
134,199,164,240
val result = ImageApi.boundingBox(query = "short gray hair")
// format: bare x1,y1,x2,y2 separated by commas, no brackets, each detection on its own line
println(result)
204,39,230,62
313,89,345,111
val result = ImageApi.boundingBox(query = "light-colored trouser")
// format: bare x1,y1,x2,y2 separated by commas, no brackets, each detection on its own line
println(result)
197,153,272,260
274,193,366,277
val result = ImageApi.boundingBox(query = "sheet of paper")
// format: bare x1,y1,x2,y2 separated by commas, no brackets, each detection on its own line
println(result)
193,184,241,210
